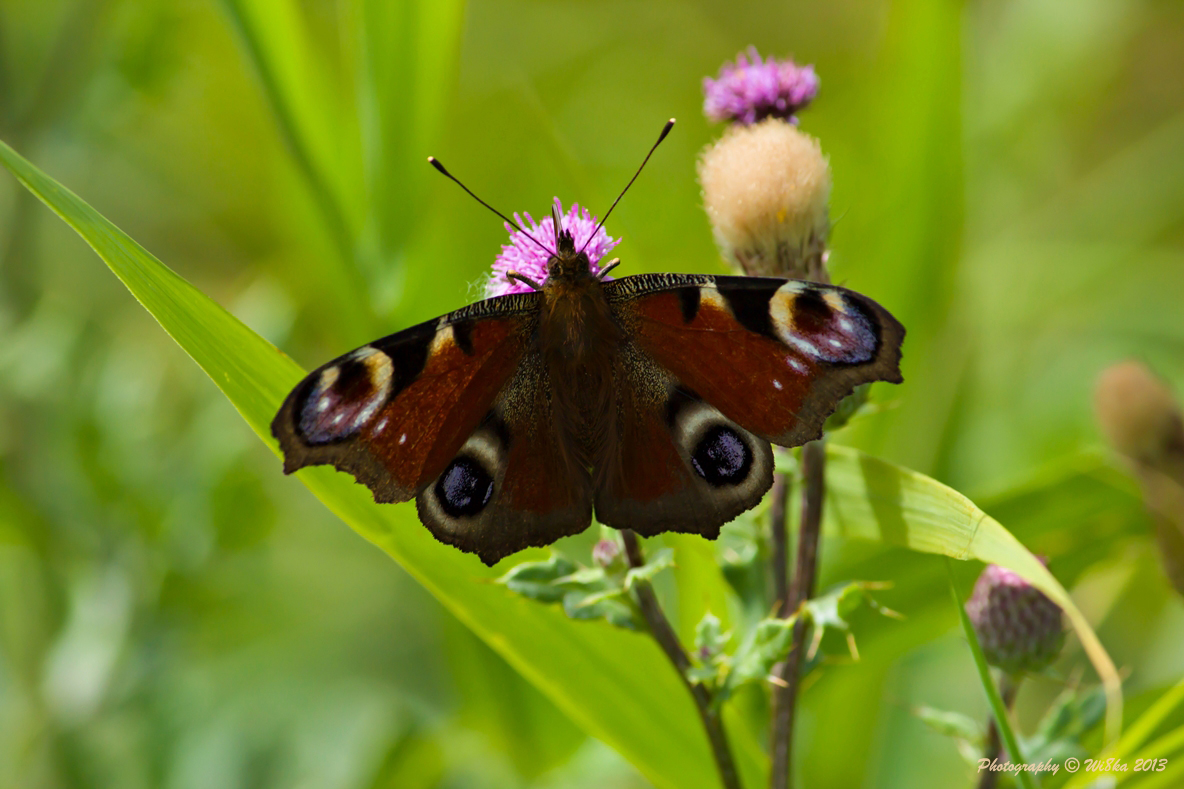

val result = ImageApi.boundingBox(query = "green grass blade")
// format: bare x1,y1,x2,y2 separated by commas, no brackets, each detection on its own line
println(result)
1063,678,1184,789
0,138,763,789
824,443,1122,740
353,0,464,259
947,560,1037,789
219,0,364,290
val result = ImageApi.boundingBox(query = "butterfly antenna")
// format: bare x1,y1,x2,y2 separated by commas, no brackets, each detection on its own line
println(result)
427,157,555,256
578,118,675,257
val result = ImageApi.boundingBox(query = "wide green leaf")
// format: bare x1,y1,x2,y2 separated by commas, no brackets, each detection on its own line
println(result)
823,443,1122,738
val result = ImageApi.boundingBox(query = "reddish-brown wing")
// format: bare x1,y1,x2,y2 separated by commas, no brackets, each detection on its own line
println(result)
605,273,905,448
271,293,539,504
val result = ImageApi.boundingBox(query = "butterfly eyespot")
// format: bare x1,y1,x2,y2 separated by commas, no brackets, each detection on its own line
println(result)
435,456,495,517
769,283,879,365
298,347,393,444
690,425,753,487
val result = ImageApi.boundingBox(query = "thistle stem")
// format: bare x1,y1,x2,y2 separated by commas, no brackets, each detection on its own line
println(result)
621,529,743,789
977,675,1020,789
770,439,826,789
770,471,791,612
767,468,793,773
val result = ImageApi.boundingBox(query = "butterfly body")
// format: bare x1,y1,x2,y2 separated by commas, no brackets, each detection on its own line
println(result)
535,231,623,486
272,232,904,565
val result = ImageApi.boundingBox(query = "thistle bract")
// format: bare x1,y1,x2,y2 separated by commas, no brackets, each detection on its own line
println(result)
966,563,1065,675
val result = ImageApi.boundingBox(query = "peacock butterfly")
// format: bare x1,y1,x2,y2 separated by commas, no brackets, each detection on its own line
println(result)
271,122,905,565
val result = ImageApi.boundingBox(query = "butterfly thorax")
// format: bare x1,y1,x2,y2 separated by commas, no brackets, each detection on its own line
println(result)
539,230,620,364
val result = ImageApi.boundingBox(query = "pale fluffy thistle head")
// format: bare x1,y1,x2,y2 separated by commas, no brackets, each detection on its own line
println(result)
697,119,832,280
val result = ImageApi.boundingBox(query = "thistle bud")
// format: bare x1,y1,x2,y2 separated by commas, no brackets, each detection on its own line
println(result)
592,538,625,571
1094,361,1184,471
1094,361,1184,595
965,563,1065,676
697,120,832,280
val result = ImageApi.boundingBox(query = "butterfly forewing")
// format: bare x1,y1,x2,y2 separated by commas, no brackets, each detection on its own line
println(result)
271,293,540,504
605,273,904,448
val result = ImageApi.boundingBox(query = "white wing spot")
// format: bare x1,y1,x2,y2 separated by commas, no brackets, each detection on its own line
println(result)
332,413,344,425
316,395,331,413
828,338,844,348
839,317,854,333
374,417,389,435
789,358,808,374
399,433,408,445
773,379,783,390
787,335,821,358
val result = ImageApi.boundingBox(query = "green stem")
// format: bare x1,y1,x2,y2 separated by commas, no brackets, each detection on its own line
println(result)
977,675,1020,789
947,559,1037,789
621,530,743,789
770,439,826,789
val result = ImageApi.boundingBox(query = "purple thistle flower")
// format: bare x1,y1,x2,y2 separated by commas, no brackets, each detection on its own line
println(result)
486,197,620,298
703,47,820,126
965,563,1066,676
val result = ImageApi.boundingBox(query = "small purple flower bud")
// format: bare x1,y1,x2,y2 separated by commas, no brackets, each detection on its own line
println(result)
965,563,1065,675
593,538,623,570
703,47,820,126
486,197,619,299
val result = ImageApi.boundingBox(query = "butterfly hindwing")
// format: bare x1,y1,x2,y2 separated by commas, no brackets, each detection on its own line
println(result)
605,273,905,448
593,347,775,538
271,293,540,504
416,352,594,565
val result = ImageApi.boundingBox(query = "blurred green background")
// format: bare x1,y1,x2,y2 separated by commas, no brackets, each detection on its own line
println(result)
1,0,1182,787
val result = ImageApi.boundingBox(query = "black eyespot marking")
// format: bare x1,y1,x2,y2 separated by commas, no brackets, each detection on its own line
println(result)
436,456,494,518
792,288,834,333
720,283,777,338
451,321,475,355
676,287,701,323
691,426,752,487
372,322,434,394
